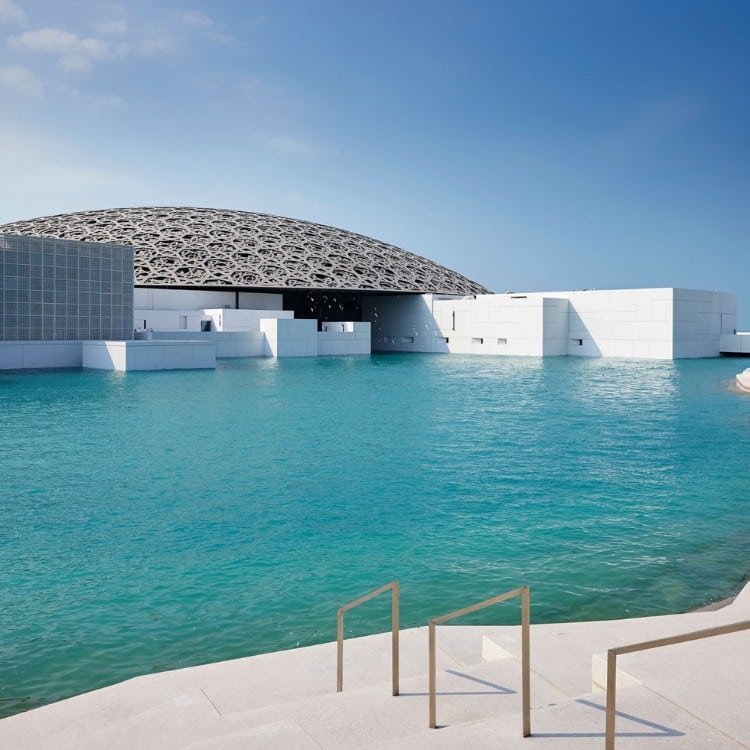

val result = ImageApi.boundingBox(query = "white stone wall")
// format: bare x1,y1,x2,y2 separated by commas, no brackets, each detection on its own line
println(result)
260,318,318,357
134,288,283,311
82,340,216,371
0,341,82,370
545,289,675,359
134,289,288,333
202,308,293,333
364,294,568,357
433,294,569,356
133,309,204,332
364,288,737,360
542,298,569,355
317,322,371,356
363,294,445,352
134,307,293,333
545,288,736,359
672,289,736,358
134,288,235,311
259,319,369,358
720,333,750,355
150,331,266,358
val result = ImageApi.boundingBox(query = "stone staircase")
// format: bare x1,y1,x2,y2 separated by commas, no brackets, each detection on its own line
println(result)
2,585,750,749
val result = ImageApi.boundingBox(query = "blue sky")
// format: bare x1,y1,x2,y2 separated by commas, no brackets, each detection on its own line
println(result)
0,1,748,321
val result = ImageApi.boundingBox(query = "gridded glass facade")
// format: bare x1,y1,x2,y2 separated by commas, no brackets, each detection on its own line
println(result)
0,234,133,341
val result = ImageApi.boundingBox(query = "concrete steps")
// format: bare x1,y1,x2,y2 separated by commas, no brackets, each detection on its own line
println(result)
379,687,747,750
49,656,563,750
2,583,749,749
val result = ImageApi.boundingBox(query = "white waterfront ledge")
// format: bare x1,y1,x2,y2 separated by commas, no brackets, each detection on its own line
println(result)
1,582,748,749
82,340,216,371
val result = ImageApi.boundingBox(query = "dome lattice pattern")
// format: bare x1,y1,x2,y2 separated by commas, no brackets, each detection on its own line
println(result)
0,207,489,295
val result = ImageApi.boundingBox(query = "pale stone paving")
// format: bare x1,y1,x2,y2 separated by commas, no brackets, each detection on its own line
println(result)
1,583,749,749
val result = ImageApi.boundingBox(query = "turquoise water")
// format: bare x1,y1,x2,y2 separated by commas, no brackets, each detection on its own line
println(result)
1,354,750,717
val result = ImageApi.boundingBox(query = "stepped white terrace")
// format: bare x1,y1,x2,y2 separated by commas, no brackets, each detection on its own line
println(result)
2,582,748,749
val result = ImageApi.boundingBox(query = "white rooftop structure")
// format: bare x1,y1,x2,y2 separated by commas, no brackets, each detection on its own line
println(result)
0,207,488,295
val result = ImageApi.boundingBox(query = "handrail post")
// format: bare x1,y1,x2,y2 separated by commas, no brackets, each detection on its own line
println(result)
429,621,437,728
392,580,400,696
602,619,750,749
605,650,616,750
521,585,531,737
336,580,400,696
336,608,344,692
428,585,531,736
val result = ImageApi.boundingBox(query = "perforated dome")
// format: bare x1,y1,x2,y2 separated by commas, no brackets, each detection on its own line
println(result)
0,207,489,295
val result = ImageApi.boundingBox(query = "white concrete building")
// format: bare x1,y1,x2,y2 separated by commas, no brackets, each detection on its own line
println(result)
1,209,745,369
365,288,738,360
133,288,288,333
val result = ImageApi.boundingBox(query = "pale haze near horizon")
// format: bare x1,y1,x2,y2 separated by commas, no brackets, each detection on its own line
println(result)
0,0,748,324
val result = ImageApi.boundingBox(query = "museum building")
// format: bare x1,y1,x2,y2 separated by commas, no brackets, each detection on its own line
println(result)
0,206,743,370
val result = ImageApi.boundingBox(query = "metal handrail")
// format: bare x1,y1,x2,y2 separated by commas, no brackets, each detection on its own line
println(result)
428,585,531,734
605,619,750,749
337,580,400,695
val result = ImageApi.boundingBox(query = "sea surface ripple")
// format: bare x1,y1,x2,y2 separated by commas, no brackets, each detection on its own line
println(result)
1,353,749,716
